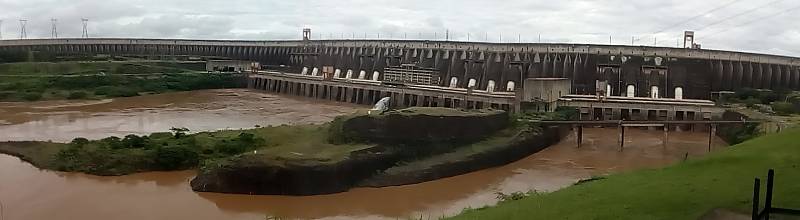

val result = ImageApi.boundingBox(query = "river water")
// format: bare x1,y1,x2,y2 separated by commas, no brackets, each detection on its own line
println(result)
0,89,727,220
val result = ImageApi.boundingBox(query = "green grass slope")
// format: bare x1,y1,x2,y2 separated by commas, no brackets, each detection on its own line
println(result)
449,127,800,220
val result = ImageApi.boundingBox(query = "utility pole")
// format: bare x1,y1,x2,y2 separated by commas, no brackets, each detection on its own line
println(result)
539,34,541,43
609,35,612,44
654,37,657,46
51,18,58,38
518,34,521,43
446,29,449,41
631,36,634,45
0,20,3,40
467,33,470,41
19,19,27,39
499,33,502,43
81,18,89,38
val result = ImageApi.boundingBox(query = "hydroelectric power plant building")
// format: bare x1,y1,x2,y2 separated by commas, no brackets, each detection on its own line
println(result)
2,36,799,120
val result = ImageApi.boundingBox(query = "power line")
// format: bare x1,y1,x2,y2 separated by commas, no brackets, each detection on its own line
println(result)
699,4,800,40
652,0,785,46
694,0,786,32
651,0,745,35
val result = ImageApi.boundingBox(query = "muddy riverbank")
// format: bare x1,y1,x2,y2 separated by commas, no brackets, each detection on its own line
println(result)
0,127,726,220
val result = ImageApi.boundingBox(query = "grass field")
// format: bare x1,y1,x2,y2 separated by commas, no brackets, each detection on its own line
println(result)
0,61,242,102
448,127,800,220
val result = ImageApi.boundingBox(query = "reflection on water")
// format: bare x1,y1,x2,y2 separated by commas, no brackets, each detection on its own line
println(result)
0,89,359,142
0,119,726,220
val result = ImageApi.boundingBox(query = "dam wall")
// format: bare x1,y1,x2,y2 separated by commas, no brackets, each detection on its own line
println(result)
2,38,800,100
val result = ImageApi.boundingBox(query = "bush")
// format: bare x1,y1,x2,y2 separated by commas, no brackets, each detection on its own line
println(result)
742,97,761,108
213,133,264,155
100,136,123,149
21,92,42,101
67,91,88,100
70,137,90,147
93,86,139,97
772,102,796,115
120,134,149,149
154,146,199,170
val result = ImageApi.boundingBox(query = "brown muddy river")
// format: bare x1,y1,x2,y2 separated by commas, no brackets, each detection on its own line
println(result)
0,89,727,220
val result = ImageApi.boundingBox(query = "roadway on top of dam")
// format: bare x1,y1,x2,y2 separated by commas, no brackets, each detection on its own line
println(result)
2,38,800,65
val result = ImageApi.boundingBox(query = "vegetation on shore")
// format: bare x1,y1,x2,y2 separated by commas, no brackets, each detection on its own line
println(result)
0,61,243,102
448,127,800,220
0,123,373,176
720,87,800,116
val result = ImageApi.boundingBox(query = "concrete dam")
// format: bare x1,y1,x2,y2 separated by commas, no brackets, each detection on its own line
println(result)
2,38,799,114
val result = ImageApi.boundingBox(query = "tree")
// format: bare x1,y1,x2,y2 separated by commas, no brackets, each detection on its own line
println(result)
70,137,90,147
170,127,190,139
121,134,148,148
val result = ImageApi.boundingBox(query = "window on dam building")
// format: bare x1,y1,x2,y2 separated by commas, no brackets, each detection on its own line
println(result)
372,71,380,81
675,87,684,100
626,85,636,97
606,84,613,97
468,79,477,89
358,70,366,79
506,81,515,92
651,86,659,99
449,77,459,88
487,80,496,93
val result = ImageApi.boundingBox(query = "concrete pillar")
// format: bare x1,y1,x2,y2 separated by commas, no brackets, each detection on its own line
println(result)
619,124,625,151
663,125,669,148
708,124,716,152
576,126,583,148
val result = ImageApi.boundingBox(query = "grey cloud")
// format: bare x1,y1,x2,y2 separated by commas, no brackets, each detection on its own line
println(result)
0,0,798,57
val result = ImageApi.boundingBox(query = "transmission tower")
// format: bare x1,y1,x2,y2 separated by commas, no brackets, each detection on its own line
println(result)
0,20,4,40
81,18,89,38
19,19,27,39
51,18,58,38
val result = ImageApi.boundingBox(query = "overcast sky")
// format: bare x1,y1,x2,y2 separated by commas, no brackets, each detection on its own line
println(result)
0,0,798,57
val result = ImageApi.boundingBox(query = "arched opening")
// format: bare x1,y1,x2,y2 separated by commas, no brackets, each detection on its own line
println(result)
506,81,516,92
468,78,477,89
650,86,659,99
301,67,309,75
311,67,319,76
345,70,353,79
487,80,496,93
626,85,635,97
606,84,612,97
449,77,459,88
372,71,380,81
334,69,342,78
674,87,684,100
358,70,366,79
